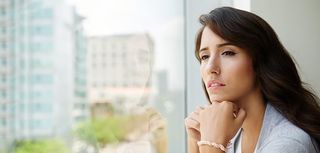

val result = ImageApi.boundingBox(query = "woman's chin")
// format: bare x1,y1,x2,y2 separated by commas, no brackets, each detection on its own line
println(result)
209,96,225,103
209,95,236,103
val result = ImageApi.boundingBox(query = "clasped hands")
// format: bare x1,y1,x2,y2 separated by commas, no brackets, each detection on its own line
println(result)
185,101,246,147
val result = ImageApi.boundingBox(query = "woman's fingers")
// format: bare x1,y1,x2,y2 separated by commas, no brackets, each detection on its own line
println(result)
195,106,204,113
185,108,202,130
230,102,240,118
198,101,245,143
185,116,200,131
231,102,239,111
234,108,246,126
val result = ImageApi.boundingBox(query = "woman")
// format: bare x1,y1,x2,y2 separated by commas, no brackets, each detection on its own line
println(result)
185,7,320,153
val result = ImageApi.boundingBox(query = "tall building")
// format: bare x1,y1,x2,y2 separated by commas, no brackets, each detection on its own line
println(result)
0,0,88,150
71,9,89,128
87,34,153,114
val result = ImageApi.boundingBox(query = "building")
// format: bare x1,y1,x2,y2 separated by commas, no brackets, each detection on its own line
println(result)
71,9,89,128
87,34,153,114
0,0,88,151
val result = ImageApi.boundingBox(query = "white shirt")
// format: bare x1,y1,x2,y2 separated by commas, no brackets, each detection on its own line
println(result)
234,129,258,153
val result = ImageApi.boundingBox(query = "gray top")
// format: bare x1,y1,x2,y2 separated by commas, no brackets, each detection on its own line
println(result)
228,103,319,153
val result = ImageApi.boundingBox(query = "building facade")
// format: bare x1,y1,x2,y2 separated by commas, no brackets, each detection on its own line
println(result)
0,0,88,150
87,34,153,114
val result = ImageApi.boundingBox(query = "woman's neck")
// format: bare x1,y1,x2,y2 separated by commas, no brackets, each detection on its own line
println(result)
241,95,265,131
238,88,266,153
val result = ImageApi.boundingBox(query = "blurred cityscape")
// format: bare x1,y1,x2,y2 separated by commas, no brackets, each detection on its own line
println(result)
0,0,184,153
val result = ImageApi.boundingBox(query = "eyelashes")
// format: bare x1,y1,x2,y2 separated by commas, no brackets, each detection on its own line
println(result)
200,55,209,61
199,50,236,61
221,51,236,56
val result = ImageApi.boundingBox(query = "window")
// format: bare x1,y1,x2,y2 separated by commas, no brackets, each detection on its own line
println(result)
2,0,188,152
31,74,53,84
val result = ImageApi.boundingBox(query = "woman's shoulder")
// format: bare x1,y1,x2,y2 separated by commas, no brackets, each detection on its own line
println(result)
257,103,319,152
270,118,313,146
259,123,318,153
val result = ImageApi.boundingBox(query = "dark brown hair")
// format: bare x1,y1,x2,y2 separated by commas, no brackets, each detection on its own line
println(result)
195,7,320,147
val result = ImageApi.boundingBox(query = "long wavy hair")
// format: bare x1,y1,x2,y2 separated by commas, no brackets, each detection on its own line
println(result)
195,7,320,147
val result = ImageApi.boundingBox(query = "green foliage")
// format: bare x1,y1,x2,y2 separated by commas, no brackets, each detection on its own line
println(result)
74,115,131,146
13,139,69,153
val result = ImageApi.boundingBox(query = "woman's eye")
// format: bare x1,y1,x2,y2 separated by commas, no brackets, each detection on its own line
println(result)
222,51,236,56
200,55,209,60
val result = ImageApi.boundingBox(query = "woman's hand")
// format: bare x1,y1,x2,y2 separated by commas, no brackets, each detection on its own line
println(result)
185,106,204,141
199,101,246,146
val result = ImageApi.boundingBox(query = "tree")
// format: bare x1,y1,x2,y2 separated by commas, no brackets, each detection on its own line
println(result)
13,139,70,153
74,116,130,147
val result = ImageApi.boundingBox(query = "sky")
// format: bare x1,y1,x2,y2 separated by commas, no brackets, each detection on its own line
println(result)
68,0,183,36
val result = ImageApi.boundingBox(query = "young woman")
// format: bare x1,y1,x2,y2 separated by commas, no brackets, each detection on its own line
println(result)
185,7,320,153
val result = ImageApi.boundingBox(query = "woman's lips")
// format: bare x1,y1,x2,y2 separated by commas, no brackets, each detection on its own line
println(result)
207,80,226,89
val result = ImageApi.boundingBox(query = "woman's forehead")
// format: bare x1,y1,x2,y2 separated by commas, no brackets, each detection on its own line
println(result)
200,27,226,48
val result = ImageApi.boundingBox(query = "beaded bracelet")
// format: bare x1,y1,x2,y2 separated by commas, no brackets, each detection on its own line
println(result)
197,140,230,152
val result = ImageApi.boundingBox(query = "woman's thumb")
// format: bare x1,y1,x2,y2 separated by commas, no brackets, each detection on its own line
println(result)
235,108,246,126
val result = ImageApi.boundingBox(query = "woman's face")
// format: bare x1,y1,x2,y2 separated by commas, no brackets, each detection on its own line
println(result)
199,26,256,103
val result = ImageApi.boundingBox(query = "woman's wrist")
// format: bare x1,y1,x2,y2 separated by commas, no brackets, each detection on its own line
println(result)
198,143,226,153
188,136,199,142
198,140,229,152
200,134,229,147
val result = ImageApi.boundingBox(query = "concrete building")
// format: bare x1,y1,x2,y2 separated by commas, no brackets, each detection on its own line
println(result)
87,34,153,114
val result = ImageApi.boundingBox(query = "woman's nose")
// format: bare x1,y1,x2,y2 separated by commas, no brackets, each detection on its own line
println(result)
206,56,220,75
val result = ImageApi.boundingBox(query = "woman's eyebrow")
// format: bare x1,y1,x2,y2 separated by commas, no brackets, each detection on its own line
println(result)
199,47,209,53
216,42,234,48
199,42,235,53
